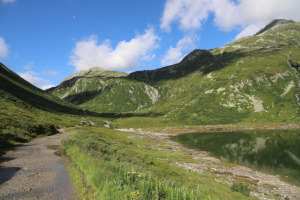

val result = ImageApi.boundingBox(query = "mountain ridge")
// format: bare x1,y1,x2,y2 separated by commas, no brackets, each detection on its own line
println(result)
61,67,128,83
47,19,300,125
255,19,295,35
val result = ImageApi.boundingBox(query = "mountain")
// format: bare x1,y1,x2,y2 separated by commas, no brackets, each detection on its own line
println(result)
61,67,128,82
255,19,295,35
128,50,215,83
48,19,300,126
0,63,85,114
0,63,87,151
47,67,159,113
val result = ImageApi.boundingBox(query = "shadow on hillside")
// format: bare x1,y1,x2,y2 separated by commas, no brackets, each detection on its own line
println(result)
128,48,282,84
63,91,101,105
0,63,36,90
0,75,87,116
95,112,163,118
0,74,163,119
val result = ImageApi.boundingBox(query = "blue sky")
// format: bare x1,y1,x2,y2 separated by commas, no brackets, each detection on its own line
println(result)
1,0,300,89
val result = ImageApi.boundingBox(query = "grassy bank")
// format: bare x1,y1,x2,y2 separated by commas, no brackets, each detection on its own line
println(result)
62,127,255,199
0,91,104,157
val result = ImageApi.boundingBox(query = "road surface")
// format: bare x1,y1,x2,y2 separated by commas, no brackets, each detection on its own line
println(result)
0,130,78,200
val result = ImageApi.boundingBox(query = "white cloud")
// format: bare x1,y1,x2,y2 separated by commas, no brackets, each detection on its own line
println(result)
161,34,197,66
43,71,59,76
238,0,300,24
69,27,160,71
161,0,300,39
18,63,54,90
0,37,9,58
1,0,15,3
210,0,241,31
41,84,55,90
160,0,212,32
18,71,47,86
234,24,264,41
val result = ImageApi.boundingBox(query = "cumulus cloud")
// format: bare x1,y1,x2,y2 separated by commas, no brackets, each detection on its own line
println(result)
40,84,55,90
1,0,15,3
160,0,211,32
18,63,54,90
234,23,265,40
69,27,160,71
18,70,48,86
0,37,9,58
238,0,300,24
161,0,300,38
161,34,197,66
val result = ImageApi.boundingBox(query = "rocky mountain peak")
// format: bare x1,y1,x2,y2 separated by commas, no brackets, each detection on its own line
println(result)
255,19,295,35
62,67,128,83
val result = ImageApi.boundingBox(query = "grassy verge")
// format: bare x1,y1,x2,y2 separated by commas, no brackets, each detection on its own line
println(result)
0,93,104,158
62,127,256,199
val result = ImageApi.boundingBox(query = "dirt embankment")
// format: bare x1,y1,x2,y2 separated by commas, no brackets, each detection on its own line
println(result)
0,130,78,200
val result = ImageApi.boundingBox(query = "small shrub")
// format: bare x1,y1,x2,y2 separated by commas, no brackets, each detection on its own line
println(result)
230,182,251,196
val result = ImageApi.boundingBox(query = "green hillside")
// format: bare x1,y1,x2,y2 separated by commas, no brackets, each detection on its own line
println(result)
47,67,159,113
48,19,300,127
120,19,300,127
2,19,300,200
0,63,97,154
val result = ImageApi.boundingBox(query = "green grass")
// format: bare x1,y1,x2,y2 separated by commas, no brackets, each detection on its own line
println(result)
62,127,257,200
0,95,104,157
0,63,106,157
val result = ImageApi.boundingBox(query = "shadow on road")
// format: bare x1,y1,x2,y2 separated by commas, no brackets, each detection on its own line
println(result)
0,166,21,185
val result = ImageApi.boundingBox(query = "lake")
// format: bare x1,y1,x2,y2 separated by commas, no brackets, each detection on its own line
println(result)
170,129,300,186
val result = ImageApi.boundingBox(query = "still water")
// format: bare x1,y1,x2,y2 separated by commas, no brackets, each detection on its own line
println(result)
170,129,300,185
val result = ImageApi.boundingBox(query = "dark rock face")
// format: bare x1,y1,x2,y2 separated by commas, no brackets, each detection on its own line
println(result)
289,60,300,71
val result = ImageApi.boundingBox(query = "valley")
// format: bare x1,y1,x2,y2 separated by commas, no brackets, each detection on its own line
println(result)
1,19,300,199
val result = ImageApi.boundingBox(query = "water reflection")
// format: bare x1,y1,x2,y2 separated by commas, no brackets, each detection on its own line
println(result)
171,129,300,185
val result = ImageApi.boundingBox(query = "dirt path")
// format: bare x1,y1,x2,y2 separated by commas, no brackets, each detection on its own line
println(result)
0,130,78,200
117,128,300,200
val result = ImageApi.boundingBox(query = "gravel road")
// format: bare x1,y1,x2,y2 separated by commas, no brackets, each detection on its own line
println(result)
0,130,78,200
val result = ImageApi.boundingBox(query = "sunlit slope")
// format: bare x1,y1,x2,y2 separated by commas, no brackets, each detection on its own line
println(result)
129,20,300,125
47,67,159,113
49,20,300,125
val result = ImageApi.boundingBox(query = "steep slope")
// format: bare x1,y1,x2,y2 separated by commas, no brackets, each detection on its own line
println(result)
49,19,300,126
255,19,295,35
128,50,215,83
124,19,300,125
0,63,87,151
47,67,159,113
0,63,84,114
